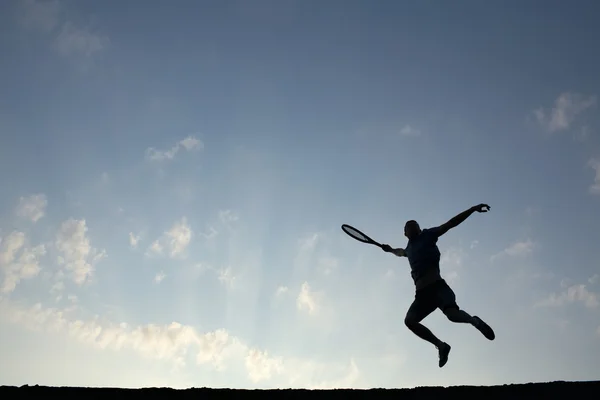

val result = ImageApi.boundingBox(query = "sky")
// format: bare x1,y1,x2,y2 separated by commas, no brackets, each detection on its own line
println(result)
1,0,600,390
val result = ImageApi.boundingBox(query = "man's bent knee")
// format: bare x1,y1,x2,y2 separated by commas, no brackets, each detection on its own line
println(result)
404,314,419,328
442,304,459,314
443,305,474,323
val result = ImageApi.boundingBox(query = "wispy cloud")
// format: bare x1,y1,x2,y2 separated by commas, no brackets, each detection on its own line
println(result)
491,239,534,262
440,246,467,285
399,124,421,137
535,283,599,309
15,193,48,223
587,158,600,195
217,266,237,289
154,271,166,284
533,92,597,133
218,209,239,224
245,349,285,384
147,218,192,259
54,22,109,57
296,281,321,316
128,232,141,248
0,297,358,387
145,136,203,161
576,125,592,142
55,218,107,286
275,286,289,297
18,0,109,59
317,255,339,276
0,231,46,294
18,0,60,33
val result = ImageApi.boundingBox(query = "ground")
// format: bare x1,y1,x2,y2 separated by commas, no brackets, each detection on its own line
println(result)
1,381,599,399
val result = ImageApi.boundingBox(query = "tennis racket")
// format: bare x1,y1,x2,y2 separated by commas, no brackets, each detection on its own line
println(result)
341,224,384,249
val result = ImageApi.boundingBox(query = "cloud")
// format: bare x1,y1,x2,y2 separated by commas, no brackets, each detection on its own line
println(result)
15,193,48,223
589,274,600,285
217,266,237,289
294,232,320,270
399,124,421,136
535,283,599,309
154,271,166,284
299,232,319,252
0,299,242,370
275,286,289,297
54,21,109,57
587,158,600,195
576,125,591,142
147,240,163,256
296,281,321,315
534,92,597,133
216,210,240,235
308,359,360,389
0,298,359,386
440,246,466,285
55,218,107,285
218,209,239,224
147,218,192,258
128,232,141,248
182,263,240,291
145,136,203,162
18,0,109,59
0,232,26,266
50,280,65,301
199,225,218,240
245,349,360,388
291,231,339,278
292,230,340,277
18,0,60,33
491,239,534,262
317,255,338,275
245,349,285,383
0,231,46,294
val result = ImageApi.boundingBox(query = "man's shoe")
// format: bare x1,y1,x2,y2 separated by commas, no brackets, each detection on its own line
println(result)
437,342,451,368
471,316,495,340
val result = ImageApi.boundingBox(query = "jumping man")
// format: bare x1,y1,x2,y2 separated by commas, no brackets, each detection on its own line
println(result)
381,203,495,368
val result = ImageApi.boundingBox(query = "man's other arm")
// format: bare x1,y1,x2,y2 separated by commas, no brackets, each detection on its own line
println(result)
435,203,490,236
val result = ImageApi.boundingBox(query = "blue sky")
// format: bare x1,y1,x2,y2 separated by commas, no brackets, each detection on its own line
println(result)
1,0,600,389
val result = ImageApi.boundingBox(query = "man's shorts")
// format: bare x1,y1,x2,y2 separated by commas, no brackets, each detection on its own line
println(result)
407,279,459,321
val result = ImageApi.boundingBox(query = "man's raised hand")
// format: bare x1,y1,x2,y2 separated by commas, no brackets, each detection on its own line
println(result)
473,204,491,213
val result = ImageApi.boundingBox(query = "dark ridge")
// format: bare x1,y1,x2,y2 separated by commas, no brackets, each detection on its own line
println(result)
1,381,599,399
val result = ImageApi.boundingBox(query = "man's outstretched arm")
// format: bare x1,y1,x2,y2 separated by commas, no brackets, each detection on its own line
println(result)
436,203,490,236
381,244,406,257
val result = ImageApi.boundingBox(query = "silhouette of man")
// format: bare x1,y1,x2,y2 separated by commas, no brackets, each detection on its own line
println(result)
381,203,495,368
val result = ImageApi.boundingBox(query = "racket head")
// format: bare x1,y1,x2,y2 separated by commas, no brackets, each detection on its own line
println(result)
341,224,381,246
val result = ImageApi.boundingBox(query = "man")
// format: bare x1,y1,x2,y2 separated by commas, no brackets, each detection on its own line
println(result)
381,203,495,368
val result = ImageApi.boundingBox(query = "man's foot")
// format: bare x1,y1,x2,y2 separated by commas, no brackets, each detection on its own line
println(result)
471,316,495,340
437,342,451,368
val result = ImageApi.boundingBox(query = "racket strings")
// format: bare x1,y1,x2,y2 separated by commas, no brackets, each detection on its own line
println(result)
343,226,368,241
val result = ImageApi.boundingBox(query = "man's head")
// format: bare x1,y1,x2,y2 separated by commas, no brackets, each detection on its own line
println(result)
404,220,421,240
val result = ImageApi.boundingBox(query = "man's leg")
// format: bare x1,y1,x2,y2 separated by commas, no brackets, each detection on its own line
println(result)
444,307,474,323
439,281,495,340
405,296,451,367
